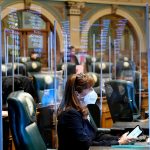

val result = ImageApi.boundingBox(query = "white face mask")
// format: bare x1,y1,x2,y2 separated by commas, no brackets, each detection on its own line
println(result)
83,90,98,105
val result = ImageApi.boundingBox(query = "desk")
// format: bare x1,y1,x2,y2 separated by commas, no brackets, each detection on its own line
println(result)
113,120,148,129
97,97,113,128
3,111,15,150
90,142,150,150
36,103,58,149
112,120,149,135
98,92,148,128
136,92,148,111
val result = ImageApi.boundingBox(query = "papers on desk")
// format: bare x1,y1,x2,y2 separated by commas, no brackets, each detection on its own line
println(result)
2,111,8,117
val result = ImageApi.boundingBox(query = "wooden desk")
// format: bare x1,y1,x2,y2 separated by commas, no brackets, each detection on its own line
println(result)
90,142,149,150
3,111,15,150
36,104,58,149
97,97,113,128
90,146,115,150
136,92,148,111
98,92,148,128
141,92,148,111
101,97,113,128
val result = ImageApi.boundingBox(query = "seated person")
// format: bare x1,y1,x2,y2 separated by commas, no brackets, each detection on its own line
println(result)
57,73,136,150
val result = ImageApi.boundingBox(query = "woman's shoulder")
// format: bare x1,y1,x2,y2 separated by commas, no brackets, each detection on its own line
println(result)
66,108,80,114
60,108,81,117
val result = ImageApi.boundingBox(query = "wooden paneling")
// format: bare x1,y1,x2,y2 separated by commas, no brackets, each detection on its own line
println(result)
97,97,113,128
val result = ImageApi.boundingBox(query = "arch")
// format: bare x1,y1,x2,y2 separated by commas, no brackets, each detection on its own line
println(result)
81,8,145,52
2,3,64,51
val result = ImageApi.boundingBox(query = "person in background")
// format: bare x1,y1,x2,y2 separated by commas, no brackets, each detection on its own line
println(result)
30,51,41,62
57,73,136,150
61,46,79,65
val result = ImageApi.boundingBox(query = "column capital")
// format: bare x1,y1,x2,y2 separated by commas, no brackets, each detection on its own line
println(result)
66,2,85,15
24,0,32,9
111,4,118,14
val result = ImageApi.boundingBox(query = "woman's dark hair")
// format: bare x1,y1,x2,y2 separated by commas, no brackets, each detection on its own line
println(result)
57,73,95,115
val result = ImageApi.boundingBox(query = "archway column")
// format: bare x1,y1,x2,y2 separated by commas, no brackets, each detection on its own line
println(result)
81,7,145,52
2,3,64,52
67,2,84,48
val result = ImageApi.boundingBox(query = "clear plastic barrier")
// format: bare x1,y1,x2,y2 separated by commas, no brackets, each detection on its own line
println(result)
0,5,3,150
0,1,150,149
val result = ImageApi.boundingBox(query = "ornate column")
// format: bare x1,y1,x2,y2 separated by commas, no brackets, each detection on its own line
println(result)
67,2,84,48
24,0,32,9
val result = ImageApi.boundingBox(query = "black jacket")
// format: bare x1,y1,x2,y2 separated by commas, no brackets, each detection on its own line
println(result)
57,108,119,150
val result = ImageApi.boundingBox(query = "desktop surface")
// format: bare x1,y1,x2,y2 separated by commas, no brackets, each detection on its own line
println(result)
112,120,149,136
90,142,150,150
113,120,149,129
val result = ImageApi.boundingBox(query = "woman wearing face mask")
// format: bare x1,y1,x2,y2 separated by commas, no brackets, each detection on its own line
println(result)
57,73,135,150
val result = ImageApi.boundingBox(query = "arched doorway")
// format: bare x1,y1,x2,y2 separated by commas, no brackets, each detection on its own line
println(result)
81,8,145,53
88,14,139,64
1,3,64,67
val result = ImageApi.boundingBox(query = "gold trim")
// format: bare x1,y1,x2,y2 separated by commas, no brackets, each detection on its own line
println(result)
24,0,32,9
58,0,149,6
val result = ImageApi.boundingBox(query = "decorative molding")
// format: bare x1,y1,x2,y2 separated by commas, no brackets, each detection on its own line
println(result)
24,0,32,9
66,2,85,15
54,6,65,19
111,4,118,14
65,0,148,7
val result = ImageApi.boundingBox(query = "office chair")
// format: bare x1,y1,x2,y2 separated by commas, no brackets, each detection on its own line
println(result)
32,73,60,148
105,79,139,122
7,91,53,150
134,71,144,92
87,104,101,128
32,73,59,103
87,103,111,134
2,64,13,76
2,75,36,105
116,59,136,81
85,55,93,72
14,63,27,76
16,56,31,63
2,63,27,76
24,61,42,76
57,62,76,76
92,62,113,75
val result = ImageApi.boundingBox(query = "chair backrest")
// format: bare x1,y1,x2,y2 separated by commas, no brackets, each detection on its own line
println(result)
32,73,60,103
7,91,47,150
2,75,36,105
116,59,136,81
134,71,144,92
92,62,113,75
105,79,139,122
2,63,27,76
24,61,42,73
87,104,101,128
57,62,76,76
85,55,93,72
17,57,31,63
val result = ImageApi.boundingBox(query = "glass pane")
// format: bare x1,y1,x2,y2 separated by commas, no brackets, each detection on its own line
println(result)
0,5,3,150
1,1,150,149
22,11,46,29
